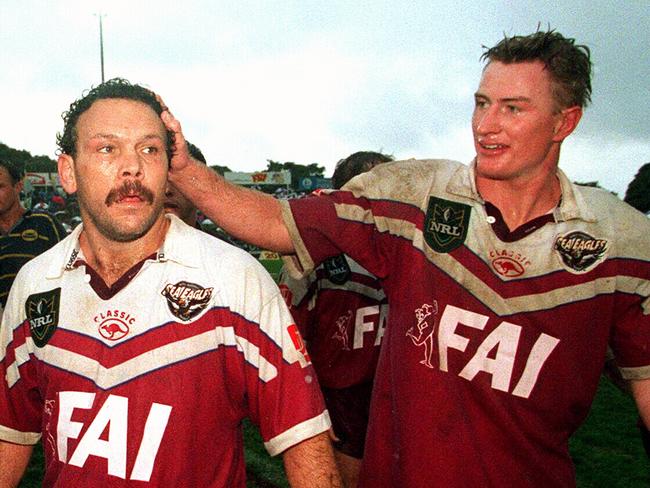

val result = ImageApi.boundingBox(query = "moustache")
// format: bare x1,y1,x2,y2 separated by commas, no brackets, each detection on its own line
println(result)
105,180,155,206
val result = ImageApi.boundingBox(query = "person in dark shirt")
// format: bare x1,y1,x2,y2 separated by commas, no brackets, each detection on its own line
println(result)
0,161,66,311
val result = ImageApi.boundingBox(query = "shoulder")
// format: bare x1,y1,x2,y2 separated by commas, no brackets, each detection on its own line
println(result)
186,226,276,290
21,210,66,236
344,158,463,202
575,185,650,257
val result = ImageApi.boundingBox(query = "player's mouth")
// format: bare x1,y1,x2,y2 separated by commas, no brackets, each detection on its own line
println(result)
106,180,154,206
476,139,508,154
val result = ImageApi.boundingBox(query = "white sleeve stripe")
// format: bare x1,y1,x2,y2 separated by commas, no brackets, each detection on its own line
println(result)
264,410,331,456
0,424,41,445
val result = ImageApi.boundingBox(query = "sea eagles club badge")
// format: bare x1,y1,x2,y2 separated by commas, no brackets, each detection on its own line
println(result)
424,197,471,253
554,231,608,273
162,281,213,322
25,288,61,347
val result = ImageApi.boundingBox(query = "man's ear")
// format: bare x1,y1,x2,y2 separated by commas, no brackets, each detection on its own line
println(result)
57,154,77,194
552,106,582,142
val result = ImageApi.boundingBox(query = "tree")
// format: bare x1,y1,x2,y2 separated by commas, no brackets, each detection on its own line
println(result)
209,165,231,176
265,160,325,189
0,142,57,173
624,162,650,213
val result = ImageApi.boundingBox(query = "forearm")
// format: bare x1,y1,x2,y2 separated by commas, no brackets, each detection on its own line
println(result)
631,377,650,429
169,160,294,253
283,431,342,488
0,441,33,487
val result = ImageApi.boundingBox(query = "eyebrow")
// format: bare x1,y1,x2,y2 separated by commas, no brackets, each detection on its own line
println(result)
474,92,532,104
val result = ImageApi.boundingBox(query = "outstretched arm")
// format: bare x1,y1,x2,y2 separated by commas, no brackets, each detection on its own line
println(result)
0,441,33,487
282,431,342,488
161,109,295,254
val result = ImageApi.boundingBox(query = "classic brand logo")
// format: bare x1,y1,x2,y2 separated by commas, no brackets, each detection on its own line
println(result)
492,257,525,277
324,254,351,285
25,288,61,347
554,231,608,273
161,281,213,322
94,310,135,341
424,197,471,253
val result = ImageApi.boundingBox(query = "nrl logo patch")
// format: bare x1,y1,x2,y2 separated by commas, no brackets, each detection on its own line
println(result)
324,254,351,285
25,288,61,347
554,231,608,273
424,197,471,253
161,281,213,322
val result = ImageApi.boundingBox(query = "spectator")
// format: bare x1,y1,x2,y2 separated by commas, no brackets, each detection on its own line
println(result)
0,160,66,314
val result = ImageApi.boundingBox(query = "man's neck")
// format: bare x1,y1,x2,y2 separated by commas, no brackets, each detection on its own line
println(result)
476,171,561,232
78,217,169,287
0,205,26,235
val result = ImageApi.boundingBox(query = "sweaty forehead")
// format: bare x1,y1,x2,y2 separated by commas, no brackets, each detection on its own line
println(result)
478,60,554,100
76,98,166,142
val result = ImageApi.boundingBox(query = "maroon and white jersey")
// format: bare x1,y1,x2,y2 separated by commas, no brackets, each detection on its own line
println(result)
0,215,329,487
279,255,386,388
281,159,650,487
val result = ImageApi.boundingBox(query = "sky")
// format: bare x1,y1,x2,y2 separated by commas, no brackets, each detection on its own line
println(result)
1,0,648,196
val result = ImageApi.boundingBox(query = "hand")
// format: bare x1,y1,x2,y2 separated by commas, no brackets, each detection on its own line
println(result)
157,96,192,173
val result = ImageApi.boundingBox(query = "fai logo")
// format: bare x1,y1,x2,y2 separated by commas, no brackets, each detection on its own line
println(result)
554,231,608,273
25,288,61,347
324,254,351,285
406,301,439,368
424,197,471,253
332,310,353,350
161,281,213,322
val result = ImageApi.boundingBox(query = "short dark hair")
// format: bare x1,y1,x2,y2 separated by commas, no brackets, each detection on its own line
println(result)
56,78,174,158
331,151,394,189
481,29,592,109
0,160,24,184
186,141,207,164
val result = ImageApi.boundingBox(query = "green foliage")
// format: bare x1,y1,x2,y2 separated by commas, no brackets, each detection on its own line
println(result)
624,162,650,213
209,165,231,176
265,160,325,189
0,142,57,173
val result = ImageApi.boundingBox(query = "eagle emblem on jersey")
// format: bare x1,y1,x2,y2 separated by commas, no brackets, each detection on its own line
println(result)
324,254,351,285
424,197,471,253
554,231,608,273
25,288,61,347
161,281,214,322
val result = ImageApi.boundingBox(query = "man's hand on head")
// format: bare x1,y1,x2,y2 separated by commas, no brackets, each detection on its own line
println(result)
157,97,193,173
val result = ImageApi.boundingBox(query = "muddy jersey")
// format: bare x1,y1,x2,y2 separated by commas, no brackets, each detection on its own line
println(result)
0,210,66,307
279,255,386,389
0,215,329,487
281,159,650,487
